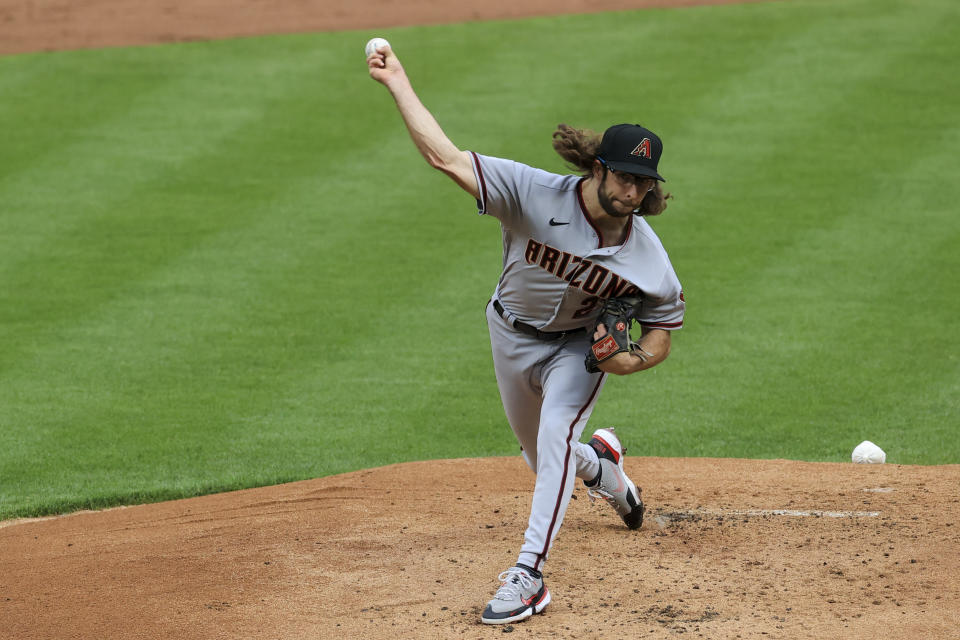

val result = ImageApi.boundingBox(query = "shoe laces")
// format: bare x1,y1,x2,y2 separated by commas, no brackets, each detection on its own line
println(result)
493,568,535,600
587,486,617,506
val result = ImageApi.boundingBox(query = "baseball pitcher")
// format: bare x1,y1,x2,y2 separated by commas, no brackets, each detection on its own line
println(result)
367,42,685,625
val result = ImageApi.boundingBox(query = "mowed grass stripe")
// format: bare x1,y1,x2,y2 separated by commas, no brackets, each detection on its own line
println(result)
0,34,405,369
0,51,177,184
0,46,301,367
0,41,371,484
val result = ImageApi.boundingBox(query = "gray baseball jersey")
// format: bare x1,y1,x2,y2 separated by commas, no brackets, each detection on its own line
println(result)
469,152,684,572
471,153,684,332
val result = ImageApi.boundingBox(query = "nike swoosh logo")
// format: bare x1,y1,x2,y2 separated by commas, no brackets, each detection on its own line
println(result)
549,218,570,226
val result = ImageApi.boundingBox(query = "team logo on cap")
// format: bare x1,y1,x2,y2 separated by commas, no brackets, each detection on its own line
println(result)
630,138,652,159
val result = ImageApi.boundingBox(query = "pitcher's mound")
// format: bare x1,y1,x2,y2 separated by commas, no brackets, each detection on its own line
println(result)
2,456,958,639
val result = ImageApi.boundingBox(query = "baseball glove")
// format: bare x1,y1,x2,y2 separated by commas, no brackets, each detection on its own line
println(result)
584,295,651,373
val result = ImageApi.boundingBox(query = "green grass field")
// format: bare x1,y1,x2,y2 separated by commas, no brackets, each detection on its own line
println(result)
1,0,957,520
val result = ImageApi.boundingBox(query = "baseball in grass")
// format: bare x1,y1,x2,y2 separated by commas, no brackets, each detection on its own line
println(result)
852,440,886,464
365,37,390,58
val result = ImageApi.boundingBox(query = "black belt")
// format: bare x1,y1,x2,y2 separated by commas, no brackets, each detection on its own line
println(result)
493,300,585,341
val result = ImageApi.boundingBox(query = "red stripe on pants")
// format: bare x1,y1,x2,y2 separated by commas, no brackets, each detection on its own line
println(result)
534,374,605,570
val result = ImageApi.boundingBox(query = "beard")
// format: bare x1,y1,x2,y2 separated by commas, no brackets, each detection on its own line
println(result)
597,178,635,218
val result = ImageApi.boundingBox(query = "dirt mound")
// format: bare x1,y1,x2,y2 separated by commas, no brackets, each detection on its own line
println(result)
2,457,958,639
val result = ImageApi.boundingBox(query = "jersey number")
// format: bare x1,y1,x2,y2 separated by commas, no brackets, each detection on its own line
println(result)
572,296,600,319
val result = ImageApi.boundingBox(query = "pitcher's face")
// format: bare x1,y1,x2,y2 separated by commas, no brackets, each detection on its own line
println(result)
596,166,655,218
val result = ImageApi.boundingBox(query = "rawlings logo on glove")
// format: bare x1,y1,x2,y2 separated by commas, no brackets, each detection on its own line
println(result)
584,295,646,373
591,336,622,361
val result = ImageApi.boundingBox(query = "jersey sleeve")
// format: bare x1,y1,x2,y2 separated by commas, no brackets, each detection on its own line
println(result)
638,270,685,331
469,152,539,224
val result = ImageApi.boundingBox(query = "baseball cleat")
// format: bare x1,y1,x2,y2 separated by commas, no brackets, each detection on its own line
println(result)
585,427,645,529
481,565,551,625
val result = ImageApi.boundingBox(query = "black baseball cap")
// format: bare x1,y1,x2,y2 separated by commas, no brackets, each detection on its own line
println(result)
597,123,665,181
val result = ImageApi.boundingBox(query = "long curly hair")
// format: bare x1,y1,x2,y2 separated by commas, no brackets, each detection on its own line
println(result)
551,123,672,217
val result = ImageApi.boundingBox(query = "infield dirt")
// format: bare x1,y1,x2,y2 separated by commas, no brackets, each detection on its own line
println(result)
1,0,772,54
2,457,959,639
2,1,959,639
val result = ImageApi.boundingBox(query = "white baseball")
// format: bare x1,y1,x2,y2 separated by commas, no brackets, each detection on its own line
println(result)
365,37,390,58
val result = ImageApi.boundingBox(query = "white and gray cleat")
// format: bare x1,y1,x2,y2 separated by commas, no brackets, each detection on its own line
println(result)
585,427,645,530
481,565,551,625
